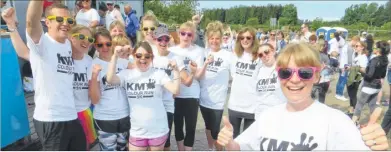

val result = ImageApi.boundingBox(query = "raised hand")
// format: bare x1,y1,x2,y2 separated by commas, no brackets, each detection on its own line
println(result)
205,54,214,64
1,7,17,25
217,116,234,146
123,45,133,54
168,60,178,71
92,64,102,74
114,46,124,57
189,60,198,74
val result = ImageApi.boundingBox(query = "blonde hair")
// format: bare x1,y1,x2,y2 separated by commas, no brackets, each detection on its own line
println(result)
69,25,92,35
109,20,125,32
277,43,321,76
179,21,197,41
234,27,259,61
141,11,158,27
351,35,360,42
205,21,224,40
111,35,131,53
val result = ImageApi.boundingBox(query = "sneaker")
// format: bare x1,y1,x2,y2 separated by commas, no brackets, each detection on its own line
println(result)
335,95,341,99
339,96,349,101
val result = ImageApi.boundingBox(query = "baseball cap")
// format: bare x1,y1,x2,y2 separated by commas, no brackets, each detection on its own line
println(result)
106,1,114,4
362,31,367,35
154,26,169,38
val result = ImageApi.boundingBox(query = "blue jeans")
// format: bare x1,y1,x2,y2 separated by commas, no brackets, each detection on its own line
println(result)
336,70,348,96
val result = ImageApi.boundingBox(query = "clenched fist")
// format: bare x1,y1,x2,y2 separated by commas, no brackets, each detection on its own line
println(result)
92,64,102,74
217,116,234,146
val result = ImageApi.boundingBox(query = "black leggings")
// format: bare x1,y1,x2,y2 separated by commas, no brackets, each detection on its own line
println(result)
228,109,255,138
200,106,224,140
347,81,361,108
164,112,174,148
174,98,199,147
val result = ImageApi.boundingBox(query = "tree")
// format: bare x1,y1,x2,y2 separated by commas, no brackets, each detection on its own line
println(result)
311,17,323,31
381,21,391,30
281,4,298,25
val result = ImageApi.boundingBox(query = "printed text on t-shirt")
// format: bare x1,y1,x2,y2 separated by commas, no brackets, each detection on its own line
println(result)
235,61,257,77
57,53,74,74
126,79,156,99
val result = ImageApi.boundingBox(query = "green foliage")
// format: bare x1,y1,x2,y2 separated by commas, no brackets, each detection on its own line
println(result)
381,22,391,30
143,0,197,25
246,17,259,25
342,1,391,26
281,4,298,25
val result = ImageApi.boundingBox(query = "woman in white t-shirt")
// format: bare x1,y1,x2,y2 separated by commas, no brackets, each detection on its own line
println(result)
254,44,286,119
151,26,194,151
169,21,206,151
106,41,181,151
140,13,159,54
228,27,261,138
88,28,132,151
198,21,233,150
109,20,126,37
75,0,100,28
346,41,368,115
217,43,389,151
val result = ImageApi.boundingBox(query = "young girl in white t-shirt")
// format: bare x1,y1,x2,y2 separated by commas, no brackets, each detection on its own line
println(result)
89,28,132,151
105,41,181,151
217,43,388,151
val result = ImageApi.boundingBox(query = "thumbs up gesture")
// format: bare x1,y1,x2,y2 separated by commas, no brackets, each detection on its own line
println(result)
217,116,234,146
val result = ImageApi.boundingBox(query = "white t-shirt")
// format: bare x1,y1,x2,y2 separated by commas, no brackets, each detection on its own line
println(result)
73,55,93,112
228,52,262,113
338,43,348,69
170,45,205,98
200,49,233,110
88,58,129,120
254,64,286,118
301,31,312,42
152,52,185,113
26,32,77,121
221,39,235,52
105,9,124,29
117,68,170,138
353,54,368,68
235,102,369,151
75,9,100,27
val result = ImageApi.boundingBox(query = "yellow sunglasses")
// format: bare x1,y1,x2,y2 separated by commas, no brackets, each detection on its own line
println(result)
72,33,95,43
47,16,75,25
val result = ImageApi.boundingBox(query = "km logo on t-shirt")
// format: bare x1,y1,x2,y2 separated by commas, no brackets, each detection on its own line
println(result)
57,53,74,74
73,70,88,90
258,133,318,151
235,60,258,77
126,79,157,99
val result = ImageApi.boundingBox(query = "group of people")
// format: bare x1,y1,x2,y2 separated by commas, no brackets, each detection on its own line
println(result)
1,0,391,151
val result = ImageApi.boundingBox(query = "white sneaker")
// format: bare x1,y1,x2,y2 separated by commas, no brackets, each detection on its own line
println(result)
335,95,342,100
340,96,349,101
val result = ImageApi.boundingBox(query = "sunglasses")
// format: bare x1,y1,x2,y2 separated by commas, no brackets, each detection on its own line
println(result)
258,49,270,58
142,27,156,32
277,67,318,80
135,53,152,59
270,34,276,36
239,36,252,41
47,16,75,25
96,42,112,48
224,33,230,36
157,36,170,43
180,32,193,37
72,33,95,43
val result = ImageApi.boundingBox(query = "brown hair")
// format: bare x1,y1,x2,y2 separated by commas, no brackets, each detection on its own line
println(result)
133,41,154,59
234,27,259,61
309,34,317,42
259,43,275,52
205,21,224,41
357,41,368,55
45,3,70,17
351,36,360,42
93,27,112,42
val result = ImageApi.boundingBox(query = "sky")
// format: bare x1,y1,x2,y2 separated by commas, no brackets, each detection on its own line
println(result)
197,1,388,21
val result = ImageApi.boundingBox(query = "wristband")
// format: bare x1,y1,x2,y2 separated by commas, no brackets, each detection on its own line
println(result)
8,27,17,32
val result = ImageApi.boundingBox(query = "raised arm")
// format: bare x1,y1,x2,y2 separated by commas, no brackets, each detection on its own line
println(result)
2,7,30,60
89,64,102,104
194,54,214,80
164,60,181,95
26,1,44,44
106,46,123,85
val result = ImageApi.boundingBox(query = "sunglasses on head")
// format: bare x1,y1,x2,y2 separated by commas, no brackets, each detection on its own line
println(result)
157,36,170,43
239,36,252,41
142,27,156,32
258,49,271,58
277,67,318,80
224,33,230,36
135,53,152,59
72,33,95,43
180,31,193,37
96,42,112,48
47,16,75,25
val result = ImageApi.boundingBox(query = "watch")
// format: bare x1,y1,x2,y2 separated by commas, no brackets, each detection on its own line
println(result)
8,28,17,32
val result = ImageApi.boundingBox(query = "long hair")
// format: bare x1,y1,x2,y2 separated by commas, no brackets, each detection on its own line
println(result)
234,27,259,61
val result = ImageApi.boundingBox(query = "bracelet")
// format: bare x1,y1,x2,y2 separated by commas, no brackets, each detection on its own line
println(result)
7,27,17,32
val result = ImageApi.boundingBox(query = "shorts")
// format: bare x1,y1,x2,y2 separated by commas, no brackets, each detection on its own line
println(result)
33,119,87,150
94,116,130,151
77,108,97,145
200,106,224,140
164,112,174,148
129,134,168,147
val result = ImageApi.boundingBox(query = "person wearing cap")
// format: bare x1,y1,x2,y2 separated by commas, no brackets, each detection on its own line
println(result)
152,25,194,151
105,1,124,30
361,32,367,42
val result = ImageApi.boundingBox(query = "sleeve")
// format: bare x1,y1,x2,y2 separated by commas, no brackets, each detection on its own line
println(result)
175,56,185,72
326,111,370,150
91,9,100,22
234,120,261,150
363,59,377,80
115,10,124,23
131,14,140,31
160,71,171,85
87,63,100,82
196,48,205,69
25,29,45,56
